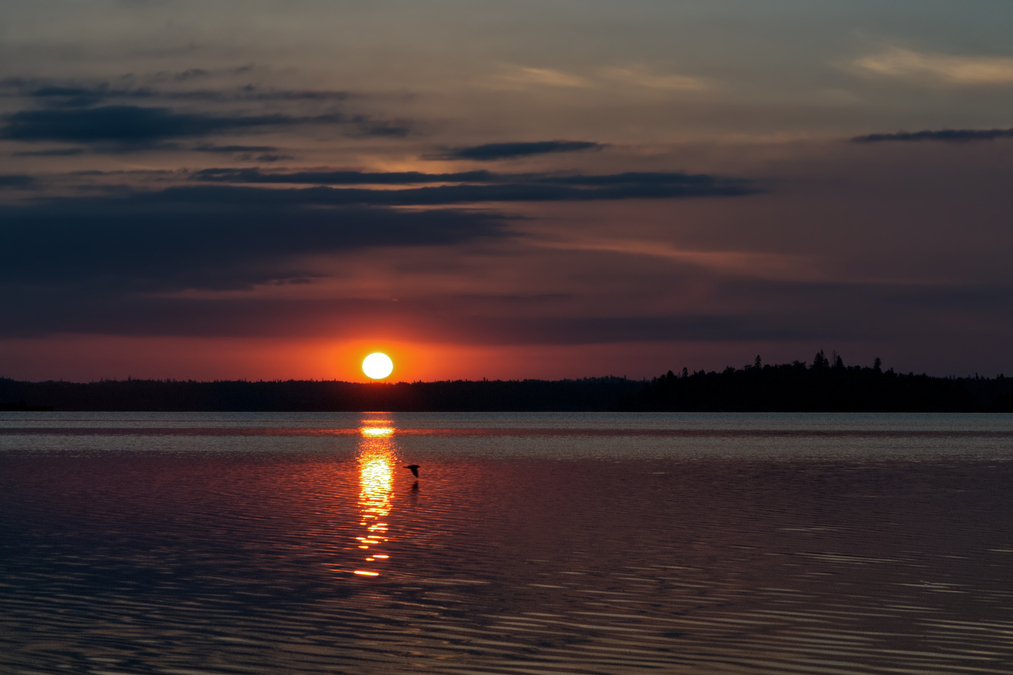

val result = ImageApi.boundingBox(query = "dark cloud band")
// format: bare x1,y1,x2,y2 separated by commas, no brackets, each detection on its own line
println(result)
158,180,752,206
0,198,510,293
191,168,500,185
0,174,36,189
0,76,355,106
188,168,753,200
0,105,405,144
191,144,280,154
429,140,604,161
853,128,1013,143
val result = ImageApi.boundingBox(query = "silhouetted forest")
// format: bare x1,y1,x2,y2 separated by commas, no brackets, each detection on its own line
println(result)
625,352,1012,412
2,352,1012,412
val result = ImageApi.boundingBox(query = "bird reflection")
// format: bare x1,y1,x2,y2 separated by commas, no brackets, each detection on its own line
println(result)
353,420,398,578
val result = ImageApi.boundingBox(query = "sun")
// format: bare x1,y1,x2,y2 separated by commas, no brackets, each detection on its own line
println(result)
362,352,394,380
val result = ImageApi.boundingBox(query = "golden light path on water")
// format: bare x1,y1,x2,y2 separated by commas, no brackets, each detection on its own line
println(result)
354,422,396,578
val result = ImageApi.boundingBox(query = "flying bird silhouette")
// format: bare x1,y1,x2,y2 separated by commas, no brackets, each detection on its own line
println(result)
405,464,420,477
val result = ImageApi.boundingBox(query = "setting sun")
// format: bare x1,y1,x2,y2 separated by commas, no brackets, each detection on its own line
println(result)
362,352,394,380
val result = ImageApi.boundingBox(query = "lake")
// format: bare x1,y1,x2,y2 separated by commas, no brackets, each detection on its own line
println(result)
2,412,1013,674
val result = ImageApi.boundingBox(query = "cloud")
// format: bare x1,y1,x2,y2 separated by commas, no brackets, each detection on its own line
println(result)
1,106,308,143
12,148,86,157
0,196,511,295
4,236,1010,343
191,144,280,154
0,170,755,341
429,140,604,161
183,171,753,202
459,314,820,345
11,84,121,108
0,174,36,189
855,47,1013,85
853,128,1013,143
173,68,209,81
191,168,501,184
345,121,410,138
532,172,735,188
173,182,752,205
0,77,355,106
600,67,712,91
486,65,712,94
0,105,406,145
190,144,294,161
538,238,822,282
492,66,593,89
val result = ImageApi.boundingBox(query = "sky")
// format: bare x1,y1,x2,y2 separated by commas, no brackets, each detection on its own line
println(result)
2,0,1012,382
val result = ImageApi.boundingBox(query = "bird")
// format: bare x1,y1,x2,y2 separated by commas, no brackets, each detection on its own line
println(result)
405,464,420,477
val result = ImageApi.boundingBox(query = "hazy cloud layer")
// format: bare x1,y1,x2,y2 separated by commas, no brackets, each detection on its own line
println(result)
854,128,1013,143
6,268,1009,346
0,292,825,343
0,196,511,293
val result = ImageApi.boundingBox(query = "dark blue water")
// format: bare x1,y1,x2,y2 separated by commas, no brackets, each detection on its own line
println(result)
2,413,1012,674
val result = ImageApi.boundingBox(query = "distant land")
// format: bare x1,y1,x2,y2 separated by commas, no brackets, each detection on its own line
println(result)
4,353,1012,412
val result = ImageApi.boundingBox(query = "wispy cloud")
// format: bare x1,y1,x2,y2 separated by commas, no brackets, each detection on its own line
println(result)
855,47,1013,85
488,65,711,92
490,66,594,89
538,239,821,282
600,67,713,91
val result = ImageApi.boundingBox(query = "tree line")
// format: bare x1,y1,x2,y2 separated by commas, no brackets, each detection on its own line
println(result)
624,351,1012,412
2,353,1011,412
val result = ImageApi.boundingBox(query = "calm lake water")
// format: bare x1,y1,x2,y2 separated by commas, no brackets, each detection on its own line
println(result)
2,412,1013,674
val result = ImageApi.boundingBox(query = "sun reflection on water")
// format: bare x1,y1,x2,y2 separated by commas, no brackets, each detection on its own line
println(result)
353,420,397,577
360,427,395,438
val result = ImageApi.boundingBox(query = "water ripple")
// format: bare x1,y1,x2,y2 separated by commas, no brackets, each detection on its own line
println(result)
2,413,1013,673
